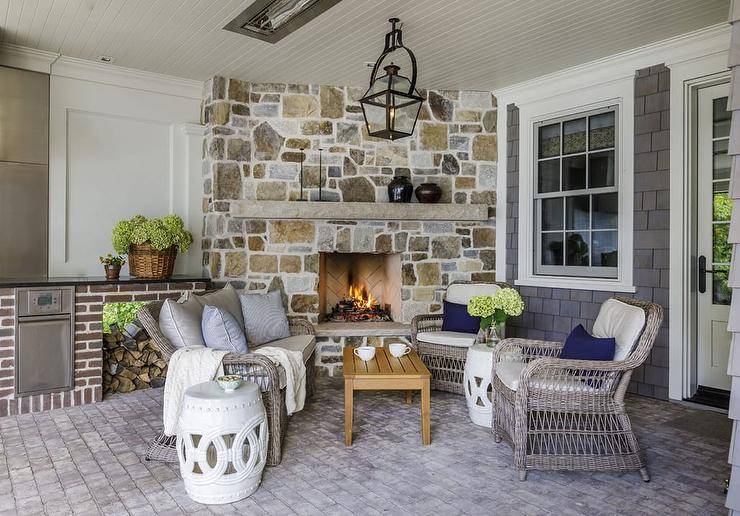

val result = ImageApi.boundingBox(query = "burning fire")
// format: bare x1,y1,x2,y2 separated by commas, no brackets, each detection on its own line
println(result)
348,284,376,310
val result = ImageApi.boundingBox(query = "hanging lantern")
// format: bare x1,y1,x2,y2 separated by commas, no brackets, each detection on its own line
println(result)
359,18,424,141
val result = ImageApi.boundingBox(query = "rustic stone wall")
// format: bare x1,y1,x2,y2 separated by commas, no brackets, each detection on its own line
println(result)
201,77,499,345
0,280,207,417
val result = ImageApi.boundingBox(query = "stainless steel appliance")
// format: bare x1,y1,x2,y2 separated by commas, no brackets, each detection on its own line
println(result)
0,66,49,278
15,287,74,396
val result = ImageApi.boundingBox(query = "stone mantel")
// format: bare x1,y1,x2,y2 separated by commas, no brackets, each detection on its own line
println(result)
229,200,489,222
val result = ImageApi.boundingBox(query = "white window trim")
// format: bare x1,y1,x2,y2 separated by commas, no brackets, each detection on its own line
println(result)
514,78,635,292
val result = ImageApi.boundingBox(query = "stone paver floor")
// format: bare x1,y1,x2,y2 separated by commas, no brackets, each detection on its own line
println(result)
0,376,730,515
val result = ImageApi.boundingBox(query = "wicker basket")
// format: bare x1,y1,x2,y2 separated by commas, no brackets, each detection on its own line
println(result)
128,243,177,279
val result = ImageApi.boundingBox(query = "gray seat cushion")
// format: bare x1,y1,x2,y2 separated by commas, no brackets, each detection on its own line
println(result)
253,334,316,363
252,334,316,389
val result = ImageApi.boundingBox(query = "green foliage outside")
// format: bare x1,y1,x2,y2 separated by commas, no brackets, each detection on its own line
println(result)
111,214,193,255
103,302,146,334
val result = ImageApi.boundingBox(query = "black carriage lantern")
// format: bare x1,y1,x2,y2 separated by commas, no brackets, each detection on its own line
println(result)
359,18,424,141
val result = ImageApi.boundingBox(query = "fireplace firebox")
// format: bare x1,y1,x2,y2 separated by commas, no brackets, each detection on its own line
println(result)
318,252,402,322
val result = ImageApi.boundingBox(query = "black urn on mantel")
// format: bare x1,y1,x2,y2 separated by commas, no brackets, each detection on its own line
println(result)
415,182,442,203
388,174,413,203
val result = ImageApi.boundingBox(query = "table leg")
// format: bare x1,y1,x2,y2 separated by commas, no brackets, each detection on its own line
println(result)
421,378,431,445
344,379,353,446
405,390,413,404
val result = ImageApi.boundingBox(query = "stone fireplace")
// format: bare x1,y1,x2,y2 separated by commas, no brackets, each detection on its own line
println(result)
319,252,401,322
200,76,499,374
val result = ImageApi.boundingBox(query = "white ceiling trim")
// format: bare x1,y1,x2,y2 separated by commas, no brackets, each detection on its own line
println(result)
0,41,58,73
51,55,204,100
494,23,731,106
0,42,204,99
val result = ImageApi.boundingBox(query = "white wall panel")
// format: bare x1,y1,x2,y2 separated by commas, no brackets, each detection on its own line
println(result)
48,74,201,277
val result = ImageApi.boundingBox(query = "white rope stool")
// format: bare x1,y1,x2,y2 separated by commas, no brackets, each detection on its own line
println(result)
177,381,268,504
463,344,495,427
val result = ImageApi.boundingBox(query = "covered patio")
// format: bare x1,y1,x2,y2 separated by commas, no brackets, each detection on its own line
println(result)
0,377,729,515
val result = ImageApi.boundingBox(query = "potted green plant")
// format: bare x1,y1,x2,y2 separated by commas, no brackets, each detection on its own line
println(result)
112,215,193,279
99,254,125,280
467,288,524,346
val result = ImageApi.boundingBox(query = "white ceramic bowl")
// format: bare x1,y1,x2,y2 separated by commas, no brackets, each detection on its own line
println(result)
216,375,242,392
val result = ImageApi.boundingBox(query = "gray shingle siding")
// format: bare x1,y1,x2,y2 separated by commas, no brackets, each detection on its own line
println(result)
504,64,670,399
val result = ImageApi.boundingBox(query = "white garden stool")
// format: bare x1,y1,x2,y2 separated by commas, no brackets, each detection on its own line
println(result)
177,381,268,504
463,344,495,427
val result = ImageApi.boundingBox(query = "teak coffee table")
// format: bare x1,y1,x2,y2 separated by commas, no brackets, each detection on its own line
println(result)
342,347,432,446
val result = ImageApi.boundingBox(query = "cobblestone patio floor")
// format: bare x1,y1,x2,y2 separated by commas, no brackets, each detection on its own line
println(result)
0,376,731,515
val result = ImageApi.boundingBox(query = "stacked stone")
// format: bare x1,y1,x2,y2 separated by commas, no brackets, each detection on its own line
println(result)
201,77,499,373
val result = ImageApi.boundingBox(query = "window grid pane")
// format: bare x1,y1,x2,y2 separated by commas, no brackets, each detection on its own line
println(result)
535,107,618,277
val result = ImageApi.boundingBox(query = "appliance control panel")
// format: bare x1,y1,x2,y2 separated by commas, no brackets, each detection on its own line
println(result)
28,290,62,314
16,287,72,317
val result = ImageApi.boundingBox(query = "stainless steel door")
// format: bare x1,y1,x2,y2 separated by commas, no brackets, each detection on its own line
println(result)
0,162,48,277
0,66,49,165
16,315,73,395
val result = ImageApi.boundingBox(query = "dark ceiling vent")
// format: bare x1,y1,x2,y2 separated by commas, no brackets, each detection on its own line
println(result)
224,0,344,43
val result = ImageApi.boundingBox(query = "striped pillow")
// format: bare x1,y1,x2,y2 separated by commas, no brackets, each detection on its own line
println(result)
239,290,291,345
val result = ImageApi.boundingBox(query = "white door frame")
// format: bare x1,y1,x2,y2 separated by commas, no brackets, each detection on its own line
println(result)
668,53,730,401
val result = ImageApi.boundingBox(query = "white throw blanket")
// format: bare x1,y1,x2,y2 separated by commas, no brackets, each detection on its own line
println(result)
163,347,228,435
254,346,306,415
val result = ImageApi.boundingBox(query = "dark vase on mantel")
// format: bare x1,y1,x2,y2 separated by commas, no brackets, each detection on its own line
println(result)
415,182,442,203
388,174,413,203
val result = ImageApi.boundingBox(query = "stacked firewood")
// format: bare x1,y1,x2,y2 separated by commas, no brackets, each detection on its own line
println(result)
103,321,167,395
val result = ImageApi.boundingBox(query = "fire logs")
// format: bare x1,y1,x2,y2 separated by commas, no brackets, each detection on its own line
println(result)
103,322,167,395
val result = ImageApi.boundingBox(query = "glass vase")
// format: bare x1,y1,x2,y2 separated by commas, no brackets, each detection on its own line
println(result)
479,321,505,347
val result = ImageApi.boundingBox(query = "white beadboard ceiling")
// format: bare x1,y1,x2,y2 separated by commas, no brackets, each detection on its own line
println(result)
0,0,730,91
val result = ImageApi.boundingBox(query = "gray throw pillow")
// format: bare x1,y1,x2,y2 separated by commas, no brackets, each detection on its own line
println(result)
159,296,206,348
239,290,291,345
192,283,245,330
201,305,248,354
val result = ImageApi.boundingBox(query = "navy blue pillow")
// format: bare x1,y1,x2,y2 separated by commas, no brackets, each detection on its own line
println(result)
441,300,480,334
561,324,616,361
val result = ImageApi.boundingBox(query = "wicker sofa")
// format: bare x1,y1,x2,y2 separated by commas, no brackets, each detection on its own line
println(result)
411,280,512,394
491,296,663,481
138,299,316,467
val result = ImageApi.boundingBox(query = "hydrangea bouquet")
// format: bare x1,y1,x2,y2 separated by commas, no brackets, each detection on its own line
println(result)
467,288,524,345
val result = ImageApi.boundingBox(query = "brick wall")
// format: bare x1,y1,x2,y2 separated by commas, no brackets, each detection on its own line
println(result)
504,64,670,399
0,280,207,417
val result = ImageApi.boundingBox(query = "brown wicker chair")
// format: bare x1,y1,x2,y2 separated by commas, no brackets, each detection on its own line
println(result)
411,280,512,394
491,296,663,481
137,300,316,467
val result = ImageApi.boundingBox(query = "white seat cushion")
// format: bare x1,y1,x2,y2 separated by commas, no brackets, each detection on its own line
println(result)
495,361,596,392
416,331,477,348
591,299,646,361
445,282,501,305
495,361,527,390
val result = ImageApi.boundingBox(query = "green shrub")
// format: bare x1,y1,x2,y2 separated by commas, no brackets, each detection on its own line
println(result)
111,214,193,255
103,302,147,334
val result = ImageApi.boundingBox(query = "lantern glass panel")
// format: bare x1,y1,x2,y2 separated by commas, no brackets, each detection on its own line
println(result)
362,102,387,134
390,97,421,134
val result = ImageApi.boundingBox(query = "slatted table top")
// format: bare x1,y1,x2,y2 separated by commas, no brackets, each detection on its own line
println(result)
343,347,431,379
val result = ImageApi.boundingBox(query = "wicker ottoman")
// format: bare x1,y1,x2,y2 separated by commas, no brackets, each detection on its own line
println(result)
177,381,268,504
463,344,495,427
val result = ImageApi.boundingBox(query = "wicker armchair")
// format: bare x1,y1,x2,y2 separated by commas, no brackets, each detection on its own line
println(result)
137,299,316,467
411,280,512,394
491,297,663,481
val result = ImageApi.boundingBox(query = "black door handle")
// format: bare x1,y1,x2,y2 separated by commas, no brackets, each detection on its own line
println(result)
698,255,714,294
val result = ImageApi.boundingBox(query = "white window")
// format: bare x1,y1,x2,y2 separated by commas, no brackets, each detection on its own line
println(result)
534,107,619,279
507,78,634,293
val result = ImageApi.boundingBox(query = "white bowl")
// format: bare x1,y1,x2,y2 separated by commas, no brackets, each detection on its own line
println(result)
216,375,242,392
